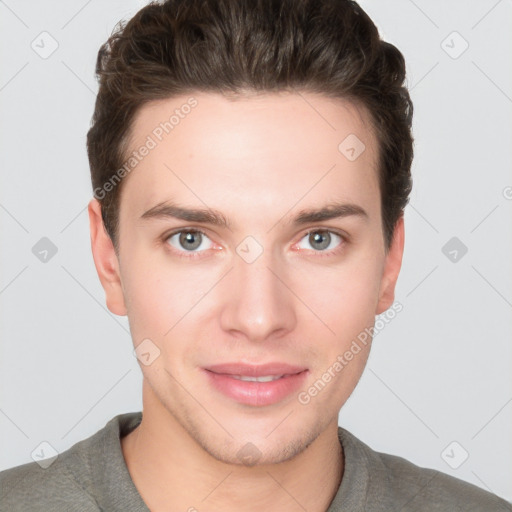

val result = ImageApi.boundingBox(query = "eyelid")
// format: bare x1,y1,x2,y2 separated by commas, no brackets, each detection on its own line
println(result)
300,227,349,240
292,227,348,255
163,227,218,258
163,226,212,243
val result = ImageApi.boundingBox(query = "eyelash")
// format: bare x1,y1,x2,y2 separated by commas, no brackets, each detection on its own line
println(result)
163,228,215,260
296,228,348,257
162,228,348,259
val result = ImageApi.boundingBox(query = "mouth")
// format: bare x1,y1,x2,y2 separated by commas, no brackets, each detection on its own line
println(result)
202,362,309,406
227,374,290,382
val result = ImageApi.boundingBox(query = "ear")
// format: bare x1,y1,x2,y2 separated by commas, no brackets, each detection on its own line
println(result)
88,198,127,316
376,215,405,315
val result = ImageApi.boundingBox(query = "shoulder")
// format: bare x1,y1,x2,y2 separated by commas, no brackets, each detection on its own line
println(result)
0,453,100,512
337,427,512,511
0,412,143,512
370,449,511,511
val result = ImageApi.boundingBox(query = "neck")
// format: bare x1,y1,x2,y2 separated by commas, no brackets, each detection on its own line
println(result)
121,382,344,512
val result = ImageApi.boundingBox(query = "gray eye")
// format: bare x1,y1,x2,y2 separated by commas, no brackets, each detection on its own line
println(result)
179,231,202,250
167,230,213,252
309,231,331,251
296,230,342,252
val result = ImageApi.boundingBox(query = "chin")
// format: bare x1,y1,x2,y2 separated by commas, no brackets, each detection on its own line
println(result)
190,418,323,468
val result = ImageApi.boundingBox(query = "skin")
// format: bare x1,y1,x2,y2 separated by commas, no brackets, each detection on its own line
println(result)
88,91,404,512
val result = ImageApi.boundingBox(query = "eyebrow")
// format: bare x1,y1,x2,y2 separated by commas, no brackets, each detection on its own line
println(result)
140,202,230,228
139,201,368,228
292,202,368,224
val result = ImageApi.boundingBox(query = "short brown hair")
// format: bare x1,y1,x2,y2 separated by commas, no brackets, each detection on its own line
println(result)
87,0,413,252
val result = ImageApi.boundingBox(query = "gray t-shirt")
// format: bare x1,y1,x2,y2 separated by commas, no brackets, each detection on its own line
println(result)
1,412,510,511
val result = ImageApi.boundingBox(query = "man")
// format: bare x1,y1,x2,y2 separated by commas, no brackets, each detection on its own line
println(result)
1,0,510,510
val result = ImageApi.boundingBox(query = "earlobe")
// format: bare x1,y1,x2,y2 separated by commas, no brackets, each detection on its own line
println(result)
376,216,405,315
88,198,128,316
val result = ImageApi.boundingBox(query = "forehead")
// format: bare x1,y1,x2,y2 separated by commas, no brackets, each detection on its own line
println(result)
120,91,380,224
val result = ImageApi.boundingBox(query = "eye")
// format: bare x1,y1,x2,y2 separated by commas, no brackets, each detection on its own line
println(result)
166,229,214,253
296,230,344,253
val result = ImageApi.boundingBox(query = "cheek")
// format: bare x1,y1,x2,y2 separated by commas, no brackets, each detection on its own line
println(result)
122,265,197,386
120,248,175,340
121,248,214,348
293,257,382,334
295,265,379,407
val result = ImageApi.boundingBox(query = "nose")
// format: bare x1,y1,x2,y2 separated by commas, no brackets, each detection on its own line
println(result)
218,243,297,342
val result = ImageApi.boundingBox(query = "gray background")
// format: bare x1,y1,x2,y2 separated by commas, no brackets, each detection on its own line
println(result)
1,0,511,503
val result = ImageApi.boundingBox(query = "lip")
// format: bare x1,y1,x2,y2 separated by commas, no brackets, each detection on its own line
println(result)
203,363,308,406
205,362,308,377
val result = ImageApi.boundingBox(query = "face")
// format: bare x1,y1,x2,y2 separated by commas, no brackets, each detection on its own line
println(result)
89,91,404,465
